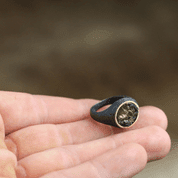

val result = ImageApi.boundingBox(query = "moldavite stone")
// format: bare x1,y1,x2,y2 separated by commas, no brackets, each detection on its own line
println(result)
116,102,138,127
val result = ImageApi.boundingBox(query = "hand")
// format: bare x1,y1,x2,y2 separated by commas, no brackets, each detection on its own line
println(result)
0,91,171,178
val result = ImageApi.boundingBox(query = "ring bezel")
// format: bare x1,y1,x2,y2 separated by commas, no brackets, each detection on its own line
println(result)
115,100,139,128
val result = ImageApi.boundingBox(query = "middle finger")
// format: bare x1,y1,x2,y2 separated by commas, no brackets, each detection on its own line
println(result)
16,126,171,178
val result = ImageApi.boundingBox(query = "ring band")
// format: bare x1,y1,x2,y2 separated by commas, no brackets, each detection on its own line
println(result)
90,96,139,128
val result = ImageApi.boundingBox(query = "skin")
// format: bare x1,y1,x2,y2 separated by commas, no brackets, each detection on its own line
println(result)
0,91,171,178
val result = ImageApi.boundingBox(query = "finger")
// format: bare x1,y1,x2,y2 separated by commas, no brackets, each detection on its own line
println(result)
1,91,168,136
0,91,97,134
5,106,168,160
1,90,167,135
61,125,170,163
0,115,17,178
38,143,147,178
5,122,112,160
14,126,170,177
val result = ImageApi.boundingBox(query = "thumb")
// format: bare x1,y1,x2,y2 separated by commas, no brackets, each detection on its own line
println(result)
0,114,17,178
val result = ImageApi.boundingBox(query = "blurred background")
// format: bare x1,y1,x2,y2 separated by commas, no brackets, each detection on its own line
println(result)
0,0,178,177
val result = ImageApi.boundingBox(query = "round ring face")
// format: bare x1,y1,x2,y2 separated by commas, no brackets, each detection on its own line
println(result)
115,101,139,128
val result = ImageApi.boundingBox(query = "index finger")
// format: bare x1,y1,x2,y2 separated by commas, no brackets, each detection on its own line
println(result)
0,91,97,135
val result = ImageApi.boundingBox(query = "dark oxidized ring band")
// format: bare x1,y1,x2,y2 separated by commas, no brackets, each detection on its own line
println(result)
90,96,139,128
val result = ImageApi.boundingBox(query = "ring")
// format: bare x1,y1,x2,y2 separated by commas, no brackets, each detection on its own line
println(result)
90,96,139,128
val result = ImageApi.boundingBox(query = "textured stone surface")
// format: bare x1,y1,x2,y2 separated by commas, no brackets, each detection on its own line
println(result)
117,103,138,127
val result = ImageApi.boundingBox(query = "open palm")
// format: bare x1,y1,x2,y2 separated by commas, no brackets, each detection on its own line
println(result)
0,91,171,178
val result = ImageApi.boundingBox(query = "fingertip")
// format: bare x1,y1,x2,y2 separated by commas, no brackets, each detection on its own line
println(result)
140,106,168,130
151,106,168,130
95,142,148,178
127,143,148,164
147,125,171,161
120,143,147,177
161,130,171,158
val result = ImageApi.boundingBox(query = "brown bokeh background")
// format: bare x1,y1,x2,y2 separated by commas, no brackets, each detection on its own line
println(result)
1,0,178,177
